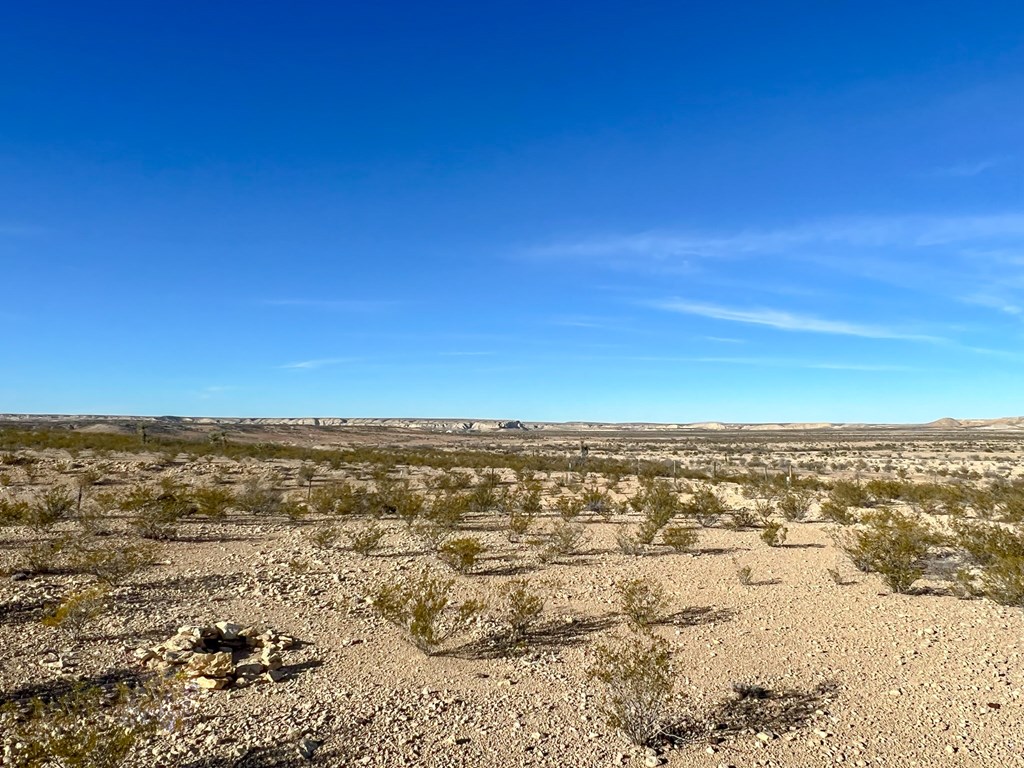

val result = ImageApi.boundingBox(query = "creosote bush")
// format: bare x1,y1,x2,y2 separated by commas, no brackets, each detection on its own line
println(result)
22,534,74,574
343,520,387,556
760,519,787,547
235,478,283,516
686,484,726,527
497,579,544,645
835,509,937,594
615,528,646,556
733,559,754,586
372,568,484,655
0,679,187,768
41,585,109,638
631,479,681,544
306,525,341,550
778,489,812,521
26,485,76,530
952,519,1024,566
0,497,31,526
589,634,674,746
661,524,698,552
819,499,855,526
979,557,1024,607
73,540,158,586
617,577,668,630
539,521,587,562
554,495,584,521
502,486,541,540
192,485,235,520
437,536,485,574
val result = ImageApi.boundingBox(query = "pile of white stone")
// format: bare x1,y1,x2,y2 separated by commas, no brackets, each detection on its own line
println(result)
135,621,297,690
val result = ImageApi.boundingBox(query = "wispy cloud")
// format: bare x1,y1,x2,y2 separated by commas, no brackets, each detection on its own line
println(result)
535,213,1024,260
621,355,919,372
651,300,941,342
278,357,357,370
961,293,1022,316
439,351,495,357
930,157,1009,178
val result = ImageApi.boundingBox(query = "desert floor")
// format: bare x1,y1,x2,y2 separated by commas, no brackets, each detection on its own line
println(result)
2,420,1023,767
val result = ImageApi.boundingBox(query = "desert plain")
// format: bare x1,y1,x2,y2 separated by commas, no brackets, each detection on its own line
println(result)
2,414,1024,767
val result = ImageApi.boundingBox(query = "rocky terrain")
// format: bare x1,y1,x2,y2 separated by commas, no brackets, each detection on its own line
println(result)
2,419,1024,767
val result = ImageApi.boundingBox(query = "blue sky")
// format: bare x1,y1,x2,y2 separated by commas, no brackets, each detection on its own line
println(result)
3,2,1024,422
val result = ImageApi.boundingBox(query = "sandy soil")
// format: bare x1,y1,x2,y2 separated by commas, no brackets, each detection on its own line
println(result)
2,424,1023,767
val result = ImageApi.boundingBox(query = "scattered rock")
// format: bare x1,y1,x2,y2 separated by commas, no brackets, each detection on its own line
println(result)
137,622,298,690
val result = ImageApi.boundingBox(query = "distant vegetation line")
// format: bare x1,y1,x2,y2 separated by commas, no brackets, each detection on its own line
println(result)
0,427,738,482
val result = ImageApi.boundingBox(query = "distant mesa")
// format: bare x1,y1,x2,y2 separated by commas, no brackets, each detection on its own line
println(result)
3,413,1024,432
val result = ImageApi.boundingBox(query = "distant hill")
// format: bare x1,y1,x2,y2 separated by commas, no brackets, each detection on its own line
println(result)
2,413,1024,433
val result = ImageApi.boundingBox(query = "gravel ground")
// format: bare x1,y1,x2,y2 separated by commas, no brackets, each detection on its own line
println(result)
3,506,1024,768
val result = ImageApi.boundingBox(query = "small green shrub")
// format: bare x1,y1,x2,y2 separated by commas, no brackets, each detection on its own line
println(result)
617,577,668,630
980,557,1024,606
615,527,646,556
554,495,584,521
836,509,937,594
952,520,1024,566
306,525,341,550
634,480,681,543
686,484,726,527
236,478,283,516
279,498,309,520
343,521,387,556
581,486,615,519
22,534,74,574
437,536,485,574
661,524,698,552
372,568,484,655
24,486,76,530
73,541,158,586
778,490,812,521
820,499,855,525
414,519,453,551
41,585,108,638
727,507,758,530
733,558,753,586
760,520,787,547
423,491,471,530
386,482,426,527
0,497,30,526
0,680,182,768
192,485,235,520
589,634,674,746
503,487,541,540
829,480,870,508
539,521,587,562
498,579,544,644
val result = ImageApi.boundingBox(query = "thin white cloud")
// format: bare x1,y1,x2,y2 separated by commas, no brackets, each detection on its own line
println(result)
536,213,1024,260
622,355,919,372
930,157,1007,178
278,357,357,370
652,300,941,342
961,293,1022,316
